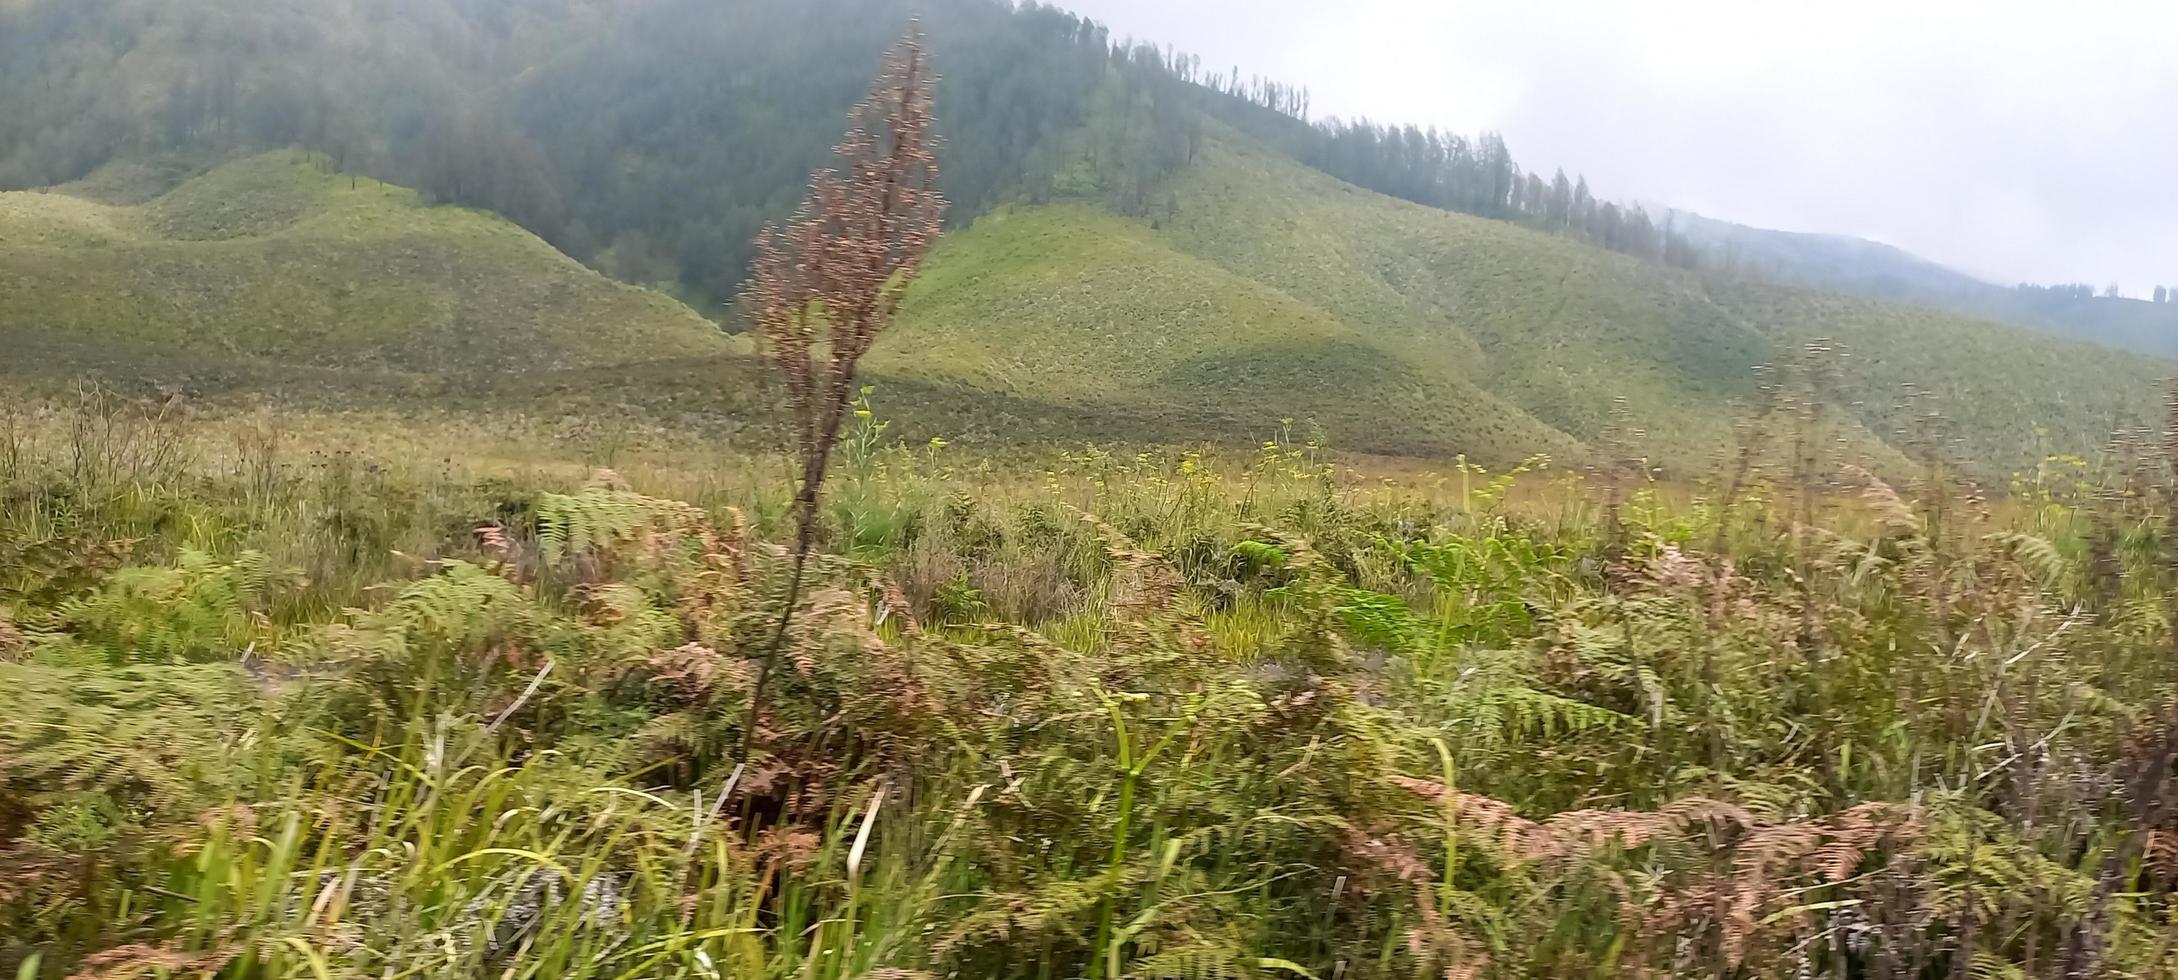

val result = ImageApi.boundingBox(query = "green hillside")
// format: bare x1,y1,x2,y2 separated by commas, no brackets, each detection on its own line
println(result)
870,134,2168,472
0,137,2162,481
872,204,1583,461
4,140,2160,478
0,153,733,389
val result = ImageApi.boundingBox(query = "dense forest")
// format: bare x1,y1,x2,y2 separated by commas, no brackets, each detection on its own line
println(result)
0,0,1682,310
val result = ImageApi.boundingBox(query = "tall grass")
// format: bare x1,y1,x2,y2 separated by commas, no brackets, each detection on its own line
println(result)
4,389,2178,978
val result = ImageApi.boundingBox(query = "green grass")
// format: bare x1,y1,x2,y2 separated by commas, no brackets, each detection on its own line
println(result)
0,152,735,385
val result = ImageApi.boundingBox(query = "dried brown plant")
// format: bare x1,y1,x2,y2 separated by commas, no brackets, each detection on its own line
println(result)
1842,463,1920,537
64,939,239,980
741,28,946,760
645,642,751,702
0,607,24,660
1387,776,1925,969
1071,507,1184,616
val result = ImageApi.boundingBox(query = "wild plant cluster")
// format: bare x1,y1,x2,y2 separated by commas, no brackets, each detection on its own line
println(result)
4,385,2178,979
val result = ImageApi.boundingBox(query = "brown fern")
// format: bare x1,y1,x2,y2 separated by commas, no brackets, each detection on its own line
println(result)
1387,776,1924,968
0,607,24,660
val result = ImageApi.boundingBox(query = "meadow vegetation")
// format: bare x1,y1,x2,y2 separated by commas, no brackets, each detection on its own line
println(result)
5,379,2178,979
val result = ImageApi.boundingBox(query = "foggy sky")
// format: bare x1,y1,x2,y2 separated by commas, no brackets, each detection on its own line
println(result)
1057,0,2178,294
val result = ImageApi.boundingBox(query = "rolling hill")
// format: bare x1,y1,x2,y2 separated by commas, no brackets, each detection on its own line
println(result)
2,139,2167,481
0,152,735,394
866,133,2170,474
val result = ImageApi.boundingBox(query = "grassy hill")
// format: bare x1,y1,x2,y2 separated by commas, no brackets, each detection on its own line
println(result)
1,141,2164,479
871,203,1584,461
0,153,734,392
869,134,2169,473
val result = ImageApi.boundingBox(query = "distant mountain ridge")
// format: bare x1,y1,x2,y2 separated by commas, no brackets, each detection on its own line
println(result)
1668,209,2178,358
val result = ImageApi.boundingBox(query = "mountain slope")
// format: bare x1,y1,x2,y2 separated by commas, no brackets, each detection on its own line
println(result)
0,0,1188,306
870,133,2167,473
0,140,2160,479
1999,294,2178,357
873,203,1584,460
1698,279,2168,466
0,153,733,388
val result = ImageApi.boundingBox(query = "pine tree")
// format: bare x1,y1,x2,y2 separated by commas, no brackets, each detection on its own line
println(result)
1479,132,1514,216
1548,169,1572,231
1571,176,1595,241
1627,205,1659,259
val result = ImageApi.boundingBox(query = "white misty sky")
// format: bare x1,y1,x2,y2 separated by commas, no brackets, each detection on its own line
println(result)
1055,0,2178,293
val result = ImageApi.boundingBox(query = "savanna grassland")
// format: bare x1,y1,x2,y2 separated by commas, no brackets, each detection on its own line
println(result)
7,86,2178,980
5,372,2178,979
7,5,2178,978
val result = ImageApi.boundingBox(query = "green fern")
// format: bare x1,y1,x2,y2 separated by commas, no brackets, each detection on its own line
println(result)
1466,686,1629,744
0,660,272,851
536,488,669,564
1329,587,1417,653
372,559,527,653
43,549,285,663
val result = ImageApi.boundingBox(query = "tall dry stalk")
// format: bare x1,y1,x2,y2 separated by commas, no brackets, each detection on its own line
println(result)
740,30,946,760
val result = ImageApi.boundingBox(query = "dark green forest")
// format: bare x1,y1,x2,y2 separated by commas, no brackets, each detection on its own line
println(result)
0,0,1686,310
